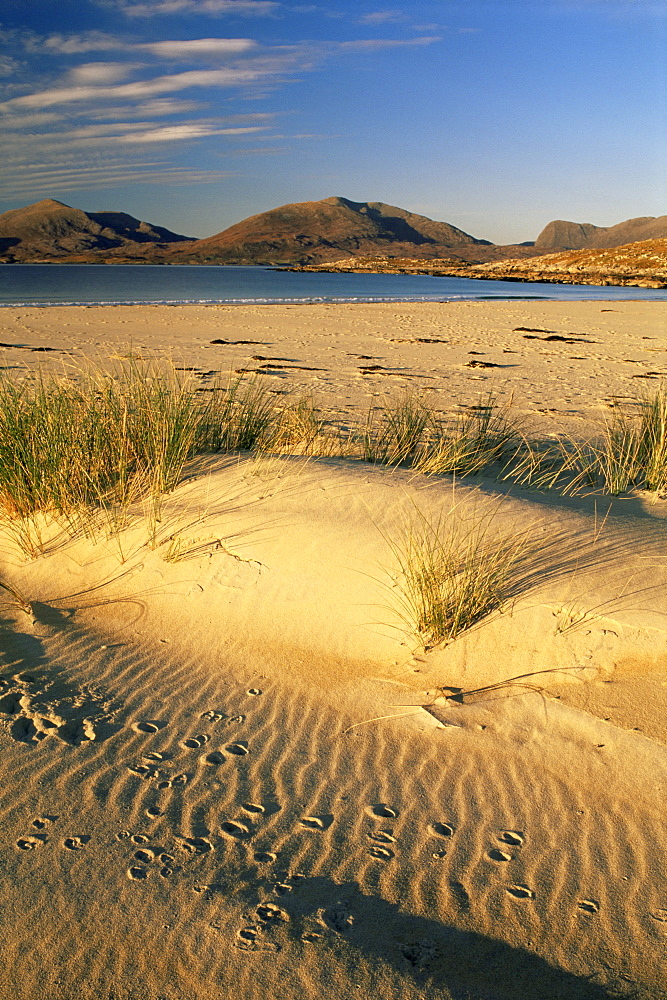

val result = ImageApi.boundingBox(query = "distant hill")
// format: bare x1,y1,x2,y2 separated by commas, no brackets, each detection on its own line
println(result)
2,196,665,269
0,195,542,266
536,216,667,251
170,196,496,265
0,199,193,261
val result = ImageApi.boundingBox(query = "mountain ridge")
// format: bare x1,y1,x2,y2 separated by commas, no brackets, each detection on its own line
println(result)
0,196,666,268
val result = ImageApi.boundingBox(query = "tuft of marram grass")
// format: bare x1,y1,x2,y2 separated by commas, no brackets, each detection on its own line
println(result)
414,395,518,477
388,501,536,648
362,393,431,466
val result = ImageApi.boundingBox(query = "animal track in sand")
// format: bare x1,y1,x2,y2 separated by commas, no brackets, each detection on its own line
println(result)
368,845,395,861
16,835,46,850
31,815,56,829
366,803,399,819
131,834,151,844
134,849,156,864
203,750,225,765
235,925,280,953
429,822,454,838
577,899,600,914
253,851,277,863
127,866,148,880
242,802,265,814
320,904,354,934
505,884,535,900
488,848,513,862
246,688,262,697
299,814,333,831
497,830,524,846
368,830,396,844
179,837,213,854
132,721,163,734
448,880,471,911
145,806,163,818
225,742,249,756
200,710,225,722
63,836,89,851
143,751,170,762
221,820,251,840
256,903,289,924
650,909,667,923
401,939,437,969
181,734,210,749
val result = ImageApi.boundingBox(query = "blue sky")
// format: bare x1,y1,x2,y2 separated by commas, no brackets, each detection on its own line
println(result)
0,0,665,243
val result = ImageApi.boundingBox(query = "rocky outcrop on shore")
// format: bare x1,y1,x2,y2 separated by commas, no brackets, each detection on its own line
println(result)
289,240,667,288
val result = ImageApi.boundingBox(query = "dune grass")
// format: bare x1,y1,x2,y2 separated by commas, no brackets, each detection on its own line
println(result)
387,501,536,648
0,359,665,559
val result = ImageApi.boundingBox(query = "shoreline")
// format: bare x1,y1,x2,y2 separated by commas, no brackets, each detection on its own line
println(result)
0,299,665,439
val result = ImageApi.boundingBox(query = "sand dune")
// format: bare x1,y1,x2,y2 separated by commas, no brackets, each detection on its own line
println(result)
1,301,667,998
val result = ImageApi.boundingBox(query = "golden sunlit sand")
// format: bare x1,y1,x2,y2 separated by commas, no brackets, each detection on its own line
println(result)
0,300,666,999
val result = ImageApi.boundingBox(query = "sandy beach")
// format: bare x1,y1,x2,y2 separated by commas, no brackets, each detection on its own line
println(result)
1,300,666,1000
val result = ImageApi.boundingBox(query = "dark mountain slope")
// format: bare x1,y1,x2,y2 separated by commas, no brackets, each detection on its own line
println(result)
0,199,192,260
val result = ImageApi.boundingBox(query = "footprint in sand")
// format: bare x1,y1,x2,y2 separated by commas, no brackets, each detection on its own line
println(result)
235,925,280,953
368,845,395,861
31,815,57,830
225,741,249,756
448,880,471,911
220,820,252,841
132,721,164,734
253,851,277,864
181,734,210,749
145,806,163,818
63,836,90,851
578,899,600,914
143,751,170,762
429,822,455,839
200,710,226,722
401,939,437,969
127,866,148,880
131,834,151,844
366,803,399,819
497,830,524,846
650,908,667,923
320,903,354,934
299,814,333,831
16,835,46,851
179,837,213,854
203,751,225,766
246,688,262,697
134,849,156,864
368,830,396,844
488,848,513,862
505,884,535,900
256,902,290,924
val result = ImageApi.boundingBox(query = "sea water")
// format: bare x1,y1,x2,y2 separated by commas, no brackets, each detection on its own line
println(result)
1,263,666,306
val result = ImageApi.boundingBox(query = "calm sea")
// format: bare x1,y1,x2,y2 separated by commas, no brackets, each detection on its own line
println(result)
1,263,666,306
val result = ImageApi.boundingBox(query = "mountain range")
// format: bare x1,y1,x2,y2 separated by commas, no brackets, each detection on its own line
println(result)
0,196,666,267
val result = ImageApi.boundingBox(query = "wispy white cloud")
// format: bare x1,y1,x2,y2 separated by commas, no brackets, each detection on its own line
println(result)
339,36,442,51
109,0,280,17
119,122,267,141
38,32,124,55
65,62,142,85
0,67,267,111
0,164,236,199
139,37,256,57
357,10,407,26
0,56,20,78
